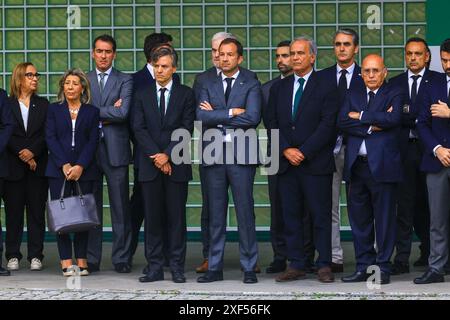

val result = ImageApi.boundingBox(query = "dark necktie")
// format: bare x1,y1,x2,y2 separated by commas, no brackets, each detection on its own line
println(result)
224,77,234,104
410,74,421,104
292,77,305,120
159,87,167,121
99,72,106,93
368,91,375,109
338,69,348,100
447,81,450,105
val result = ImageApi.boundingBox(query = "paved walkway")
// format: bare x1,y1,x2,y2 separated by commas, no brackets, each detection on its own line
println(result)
1,242,449,300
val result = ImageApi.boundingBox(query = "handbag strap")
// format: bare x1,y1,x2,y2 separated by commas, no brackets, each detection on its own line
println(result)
59,180,84,200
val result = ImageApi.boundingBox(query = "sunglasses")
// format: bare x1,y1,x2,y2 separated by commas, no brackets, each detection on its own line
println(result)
24,72,41,80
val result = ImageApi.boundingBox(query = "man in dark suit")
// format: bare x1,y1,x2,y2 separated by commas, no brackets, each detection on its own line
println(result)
339,54,403,285
196,38,261,284
129,33,180,267
132,46,195,283
318,29,363,274
414,39,450,284
270,36,339,283
0,88,14,276
388,38,440,275
87,34,133,273
261,40,293,274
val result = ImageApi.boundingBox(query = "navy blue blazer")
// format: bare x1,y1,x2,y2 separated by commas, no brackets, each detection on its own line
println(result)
318,63,364,103
45,102,100,180
338,83,404,182
0,89,14,178
416,72,450,173
269,71,339,175
388,68,441,158
131,80,195,183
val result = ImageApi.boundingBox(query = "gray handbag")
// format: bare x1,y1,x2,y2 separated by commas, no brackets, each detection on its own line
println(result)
47,180,100,234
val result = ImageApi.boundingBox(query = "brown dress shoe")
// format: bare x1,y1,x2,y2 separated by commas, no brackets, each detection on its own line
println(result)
275,267,306,282
317,266,335,283
195,259,208,273
330,262,344,273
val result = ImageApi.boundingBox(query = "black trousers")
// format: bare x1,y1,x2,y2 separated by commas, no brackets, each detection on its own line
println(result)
141,174,188,273
49,178,93,260
3,172,47,262
395,140,430,264
0,179,4,261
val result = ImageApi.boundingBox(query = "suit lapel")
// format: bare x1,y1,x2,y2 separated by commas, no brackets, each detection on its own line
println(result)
163,82,180,126
101,68,117,105
142,81,162,128
213,75,226,109
88,71,101,107
294,71,317,121
27,96,39,134
11,99,26,132
226,71,244,108
369,84,387,111
282,76,295,122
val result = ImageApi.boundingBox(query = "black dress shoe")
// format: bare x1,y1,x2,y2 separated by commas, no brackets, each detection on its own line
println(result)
391,263,410,275
414,269,445,284
197,270,223,283
139,270,164,283
172,271,186,283
142,265,149,274
444,264,450,275
265,260,287,274
114,263,131,273
243,271,258,284
0,266,10,276
87,263,100,273
341,270,369,283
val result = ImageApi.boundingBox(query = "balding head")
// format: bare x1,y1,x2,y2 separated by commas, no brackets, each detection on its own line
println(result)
361,54,387,90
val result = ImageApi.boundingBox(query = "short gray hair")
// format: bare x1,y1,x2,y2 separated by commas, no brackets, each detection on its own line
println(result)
291,36,317,56
58,68,91,104
211,32,236,44
333,28,359,46
151,46,178,67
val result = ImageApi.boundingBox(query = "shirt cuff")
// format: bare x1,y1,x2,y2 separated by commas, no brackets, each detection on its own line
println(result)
359,111,364,120
228,109,233,118
367,126,373,134
433,145,442,157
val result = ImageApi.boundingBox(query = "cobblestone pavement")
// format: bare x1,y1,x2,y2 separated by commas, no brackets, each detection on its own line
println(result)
0,287,450,300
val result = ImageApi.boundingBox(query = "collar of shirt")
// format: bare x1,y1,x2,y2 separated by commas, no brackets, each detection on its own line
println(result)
336,62,355,77
215,67,221,76
447,75,450,85
96,67,112,78
156,79,173,93
366,87,379,100
146,63,155,79
221,69,240,82
294,69,313,88
408,67,425,79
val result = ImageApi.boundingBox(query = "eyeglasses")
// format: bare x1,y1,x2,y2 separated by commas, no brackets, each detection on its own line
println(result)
24,72,41,80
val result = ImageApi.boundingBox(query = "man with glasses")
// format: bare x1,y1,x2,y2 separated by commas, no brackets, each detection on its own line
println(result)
339,54,403,285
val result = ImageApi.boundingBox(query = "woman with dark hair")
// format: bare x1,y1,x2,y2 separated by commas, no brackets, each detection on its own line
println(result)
4,62,49,272
45,68,99,276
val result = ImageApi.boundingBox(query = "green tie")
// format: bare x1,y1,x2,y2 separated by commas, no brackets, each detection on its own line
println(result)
292,77,305,120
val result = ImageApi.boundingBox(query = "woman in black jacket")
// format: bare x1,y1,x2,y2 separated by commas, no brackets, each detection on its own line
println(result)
4,62,49,272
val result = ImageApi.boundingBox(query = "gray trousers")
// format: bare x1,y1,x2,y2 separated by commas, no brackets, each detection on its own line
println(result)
427,167,450,274
331,145,345,264
88,142,132,266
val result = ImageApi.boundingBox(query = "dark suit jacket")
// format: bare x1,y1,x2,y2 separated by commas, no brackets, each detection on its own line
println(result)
0,89,14,178
417,72,450,173
269,71,339,175
45,102,100,181
318,64,363,102
261,76,281,129
131,80,195,182
196,67,262,165
6,95,48,180
388,68,441,158
338,83,404,182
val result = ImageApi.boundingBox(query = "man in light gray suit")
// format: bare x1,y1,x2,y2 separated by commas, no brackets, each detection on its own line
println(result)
87,34,133,273
196,38,262,284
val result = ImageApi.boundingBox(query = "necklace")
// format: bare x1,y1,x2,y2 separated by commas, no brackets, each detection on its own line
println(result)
68,107,80,115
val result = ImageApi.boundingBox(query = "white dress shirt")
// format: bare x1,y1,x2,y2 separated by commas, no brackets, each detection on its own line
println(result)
96,66,112,88
291,69,313,114
156,80,173,114
19,101,29,132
